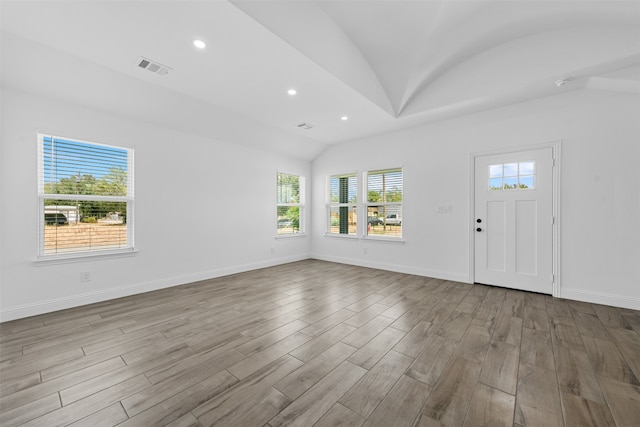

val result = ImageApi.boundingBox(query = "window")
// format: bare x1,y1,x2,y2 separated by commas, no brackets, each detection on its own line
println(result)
327,173,357,236
489,161,535,191
38,134,134,257
277,172,304,235
366,168,403,238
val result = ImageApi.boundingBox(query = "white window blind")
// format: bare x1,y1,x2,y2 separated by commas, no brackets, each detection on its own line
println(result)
277,172,304,235
38,134,134,257
366,168,403,238
327,173,357,235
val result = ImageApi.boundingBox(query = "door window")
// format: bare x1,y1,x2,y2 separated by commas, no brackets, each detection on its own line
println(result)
489,161,535,191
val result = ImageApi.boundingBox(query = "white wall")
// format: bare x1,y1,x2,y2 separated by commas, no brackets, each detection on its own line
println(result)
2,87,638,322
0,88,311,321
311,90,640,310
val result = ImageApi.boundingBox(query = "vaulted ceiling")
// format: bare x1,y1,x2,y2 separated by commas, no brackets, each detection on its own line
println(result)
1,1,639,160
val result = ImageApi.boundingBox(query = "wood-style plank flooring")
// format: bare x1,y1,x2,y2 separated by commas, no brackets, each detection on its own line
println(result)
1,260,639,426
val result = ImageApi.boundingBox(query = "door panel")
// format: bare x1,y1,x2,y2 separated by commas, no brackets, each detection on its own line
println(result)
486,201,506,272
474,148,553,294
515,200,537,275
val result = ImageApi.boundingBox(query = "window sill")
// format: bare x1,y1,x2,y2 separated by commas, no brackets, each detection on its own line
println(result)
274,233,308,240
324,233,358,240
361,235,405,244
34,248,137,266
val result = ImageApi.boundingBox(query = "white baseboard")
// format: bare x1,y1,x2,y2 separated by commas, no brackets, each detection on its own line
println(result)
310,253,470,283
312,255,640,311
0,254,310,322
560,287,640,311
5,255,635,322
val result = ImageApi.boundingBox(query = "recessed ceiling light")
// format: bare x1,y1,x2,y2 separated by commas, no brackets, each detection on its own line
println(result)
193,40,206,49
287,89,297,95
341,116,349,121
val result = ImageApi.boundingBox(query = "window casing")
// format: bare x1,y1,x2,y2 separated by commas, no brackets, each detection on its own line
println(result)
327,174,357,236
38,134,134,257
365,168,403,239
277,172,305,235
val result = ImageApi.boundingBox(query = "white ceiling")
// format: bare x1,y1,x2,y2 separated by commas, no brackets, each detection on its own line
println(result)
1,0,639,160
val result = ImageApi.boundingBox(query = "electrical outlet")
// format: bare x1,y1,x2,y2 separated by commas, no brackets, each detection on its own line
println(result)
80,271,91,282
362,247,368,255
270,247,275,254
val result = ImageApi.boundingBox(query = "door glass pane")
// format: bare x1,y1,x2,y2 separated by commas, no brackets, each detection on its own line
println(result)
519,161,535,175
519,175,535,189
503,177,518,190
489,164,503,178
503,163,518,177
489,177,502,191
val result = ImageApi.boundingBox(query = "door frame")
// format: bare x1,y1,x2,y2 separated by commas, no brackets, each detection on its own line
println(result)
468,140,562,297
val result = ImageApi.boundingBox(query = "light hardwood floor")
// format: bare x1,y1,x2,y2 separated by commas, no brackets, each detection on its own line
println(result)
1,260,639,426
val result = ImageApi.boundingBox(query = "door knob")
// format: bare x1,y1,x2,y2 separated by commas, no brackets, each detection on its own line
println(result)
476,227,482,232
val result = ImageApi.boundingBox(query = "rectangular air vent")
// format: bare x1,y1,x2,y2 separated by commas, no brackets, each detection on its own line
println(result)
137,57,172,76
297,122,314,130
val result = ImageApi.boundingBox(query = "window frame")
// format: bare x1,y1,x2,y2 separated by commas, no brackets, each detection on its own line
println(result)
276,171,305,237
37,134,135,260
363,167,403,241
326,173,358,238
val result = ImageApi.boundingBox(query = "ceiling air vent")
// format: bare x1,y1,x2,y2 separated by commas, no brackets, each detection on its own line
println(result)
297,122,314,130
137,57,172,76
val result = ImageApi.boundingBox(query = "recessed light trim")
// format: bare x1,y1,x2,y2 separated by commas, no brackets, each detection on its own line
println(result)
341,116,349,121
287,89,297,95
193,40,206,49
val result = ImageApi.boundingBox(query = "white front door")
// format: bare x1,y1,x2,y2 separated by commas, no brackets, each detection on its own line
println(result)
474,147,554,294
